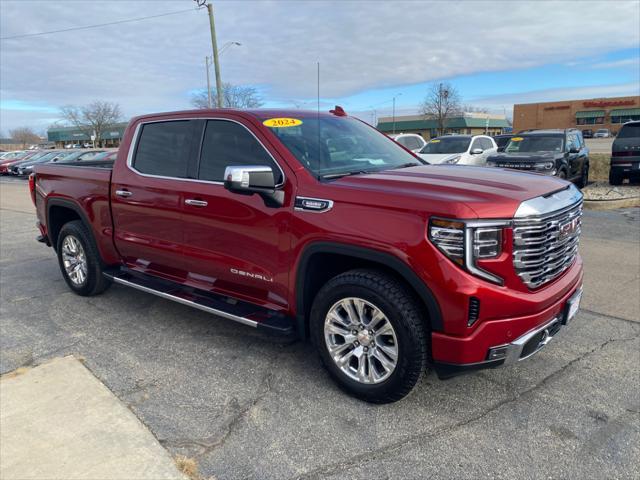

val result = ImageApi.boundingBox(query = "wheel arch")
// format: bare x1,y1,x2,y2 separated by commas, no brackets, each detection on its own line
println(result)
46,198,93,253
295,242,443,339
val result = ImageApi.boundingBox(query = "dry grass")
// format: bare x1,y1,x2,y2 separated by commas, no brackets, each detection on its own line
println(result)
175,455,209,480
0,366,32,380
589,153,610,181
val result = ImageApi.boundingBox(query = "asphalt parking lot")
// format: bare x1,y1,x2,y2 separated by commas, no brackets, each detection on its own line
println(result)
1,179,638,480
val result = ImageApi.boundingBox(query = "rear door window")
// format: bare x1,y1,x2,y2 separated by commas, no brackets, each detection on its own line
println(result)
133,121,194,178
198,120,283,184
405,137,422,150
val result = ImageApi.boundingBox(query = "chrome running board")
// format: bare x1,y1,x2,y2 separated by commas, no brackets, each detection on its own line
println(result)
103,269,294,335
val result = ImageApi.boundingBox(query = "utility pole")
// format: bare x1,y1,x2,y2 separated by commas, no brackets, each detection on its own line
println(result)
392,93,402,134
206,2,223,108
205,56,212,109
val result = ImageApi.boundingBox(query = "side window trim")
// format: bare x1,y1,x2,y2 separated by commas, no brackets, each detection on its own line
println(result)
195,118,286,187
128,119,197,181
126,117,286,187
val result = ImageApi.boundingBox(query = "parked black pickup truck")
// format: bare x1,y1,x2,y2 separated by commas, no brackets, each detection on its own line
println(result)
486,129,590,188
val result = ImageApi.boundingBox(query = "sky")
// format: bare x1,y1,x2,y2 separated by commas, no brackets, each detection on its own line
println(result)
1,0,639,135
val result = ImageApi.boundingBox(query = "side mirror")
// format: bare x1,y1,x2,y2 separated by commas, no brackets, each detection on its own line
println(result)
223,165,283,207
569,147,580,154
470,148,483,155
497,146,505,152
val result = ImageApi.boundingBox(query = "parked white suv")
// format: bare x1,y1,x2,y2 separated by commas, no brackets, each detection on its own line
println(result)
417,135,497,165
389,133,427,153
594,129,611,138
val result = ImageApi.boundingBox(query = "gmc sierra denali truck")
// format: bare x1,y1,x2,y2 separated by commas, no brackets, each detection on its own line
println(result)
32,108,584,403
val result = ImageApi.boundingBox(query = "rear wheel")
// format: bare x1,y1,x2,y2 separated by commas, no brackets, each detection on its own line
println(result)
56,220,111,296
609,168,623,186
310,269,428,403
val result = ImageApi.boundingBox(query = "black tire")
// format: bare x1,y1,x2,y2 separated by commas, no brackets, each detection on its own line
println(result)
56,220,112,296
310,269,428,403
609,169,623,186
576,163,589,189
557,168,567,180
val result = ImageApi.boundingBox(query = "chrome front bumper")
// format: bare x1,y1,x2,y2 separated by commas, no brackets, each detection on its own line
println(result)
488,286,582,365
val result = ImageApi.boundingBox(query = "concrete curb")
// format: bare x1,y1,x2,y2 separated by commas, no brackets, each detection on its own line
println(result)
583,197,640,210
0,356,187,480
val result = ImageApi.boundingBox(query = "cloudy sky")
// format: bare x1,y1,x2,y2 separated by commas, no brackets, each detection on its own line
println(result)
1,0,639,134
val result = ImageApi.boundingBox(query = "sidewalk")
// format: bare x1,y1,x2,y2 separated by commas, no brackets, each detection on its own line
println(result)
0,356,186,480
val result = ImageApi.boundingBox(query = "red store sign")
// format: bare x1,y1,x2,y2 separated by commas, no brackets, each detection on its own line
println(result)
583,100,636,108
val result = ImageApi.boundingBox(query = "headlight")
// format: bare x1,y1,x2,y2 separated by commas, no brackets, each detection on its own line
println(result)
429,218,504,284
443,155,461,164
534,161,554,170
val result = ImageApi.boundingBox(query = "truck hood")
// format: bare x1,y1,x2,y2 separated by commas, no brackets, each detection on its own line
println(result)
487,152,562,163
333,165,569,219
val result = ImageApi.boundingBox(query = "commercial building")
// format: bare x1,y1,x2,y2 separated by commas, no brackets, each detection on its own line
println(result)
376,113,510,139
47,123,128,148
513,96,640,134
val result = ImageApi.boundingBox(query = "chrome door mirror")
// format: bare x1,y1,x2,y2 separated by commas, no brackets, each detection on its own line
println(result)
223,165,283,207
470,148,483,155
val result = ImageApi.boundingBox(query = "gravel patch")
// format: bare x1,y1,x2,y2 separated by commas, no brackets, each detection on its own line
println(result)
583,182,640,201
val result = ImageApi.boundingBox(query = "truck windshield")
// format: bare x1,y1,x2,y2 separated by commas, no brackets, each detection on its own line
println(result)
264,116,423,178
505,136,564,153
616,124,640,138
419,137,471,154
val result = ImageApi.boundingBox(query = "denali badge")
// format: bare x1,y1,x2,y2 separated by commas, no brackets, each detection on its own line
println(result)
230,268,274,283
294,196,334,213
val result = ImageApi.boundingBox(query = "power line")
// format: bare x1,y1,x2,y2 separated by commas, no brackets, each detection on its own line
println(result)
0,7,204,41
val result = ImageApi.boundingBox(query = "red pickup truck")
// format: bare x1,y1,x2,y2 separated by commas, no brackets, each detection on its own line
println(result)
32,108,583,403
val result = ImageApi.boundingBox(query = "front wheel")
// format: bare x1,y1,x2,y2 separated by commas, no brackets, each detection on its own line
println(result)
310,269,429,403
576,163,589,189
56,220,112,296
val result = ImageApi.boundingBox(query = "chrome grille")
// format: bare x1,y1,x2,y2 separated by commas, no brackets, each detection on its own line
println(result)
513,201,582,288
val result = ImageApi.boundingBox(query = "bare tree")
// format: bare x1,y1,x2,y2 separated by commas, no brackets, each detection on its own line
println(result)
419,83,462,136
60,101,122,147
463,105,489,114
9,127,40,148
191,83,264,109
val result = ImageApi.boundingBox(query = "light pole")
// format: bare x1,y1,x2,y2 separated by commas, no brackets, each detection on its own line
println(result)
205,56,212,108
204,42,240,109
392,93,402,134
218,41,241,56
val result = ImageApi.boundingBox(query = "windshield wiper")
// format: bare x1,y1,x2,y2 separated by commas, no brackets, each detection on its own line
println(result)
387,162,422,170
321,170,371,179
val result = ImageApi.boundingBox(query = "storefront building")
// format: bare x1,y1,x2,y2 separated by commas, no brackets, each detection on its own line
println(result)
47,123,128,148
513,96,640,135
376,113,510,139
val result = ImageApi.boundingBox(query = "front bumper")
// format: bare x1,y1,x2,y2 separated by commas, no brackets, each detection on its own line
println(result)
432,278,583,379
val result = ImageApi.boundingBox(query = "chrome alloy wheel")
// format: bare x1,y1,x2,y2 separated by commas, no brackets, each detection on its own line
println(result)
61,235,87,285
324,297,399,384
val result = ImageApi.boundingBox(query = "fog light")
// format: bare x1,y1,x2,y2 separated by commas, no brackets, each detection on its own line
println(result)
487,345,509,361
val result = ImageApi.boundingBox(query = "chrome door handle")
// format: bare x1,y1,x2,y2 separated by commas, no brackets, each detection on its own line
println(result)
115,190,132,198
185,199,208,207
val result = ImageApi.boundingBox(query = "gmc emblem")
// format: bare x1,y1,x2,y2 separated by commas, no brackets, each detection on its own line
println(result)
558,218,579,239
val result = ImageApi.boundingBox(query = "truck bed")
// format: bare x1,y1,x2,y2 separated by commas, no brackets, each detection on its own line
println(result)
33,161,119,264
